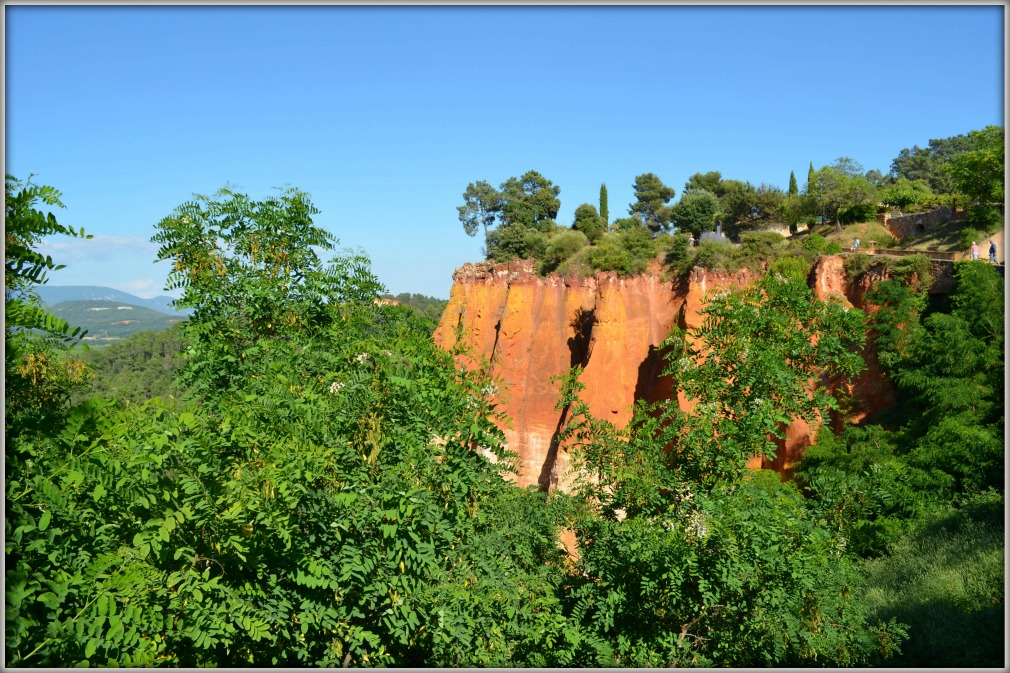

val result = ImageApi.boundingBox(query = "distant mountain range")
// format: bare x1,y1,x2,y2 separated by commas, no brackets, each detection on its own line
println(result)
36,285,191,316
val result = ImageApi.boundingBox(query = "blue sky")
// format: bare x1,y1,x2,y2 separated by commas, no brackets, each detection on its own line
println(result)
6,5,1004,299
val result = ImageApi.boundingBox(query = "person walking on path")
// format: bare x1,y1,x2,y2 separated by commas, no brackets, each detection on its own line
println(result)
971,241,980,260
989,240,997,264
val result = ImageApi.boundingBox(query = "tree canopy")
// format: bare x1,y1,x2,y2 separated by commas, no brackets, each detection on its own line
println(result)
629,173,675,233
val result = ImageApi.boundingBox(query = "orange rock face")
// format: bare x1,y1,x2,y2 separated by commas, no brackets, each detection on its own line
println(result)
435,258,895,490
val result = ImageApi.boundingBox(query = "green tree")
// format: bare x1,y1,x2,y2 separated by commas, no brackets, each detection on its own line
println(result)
458,180,502,248
629,173,675,233
788,170,798,196
881,176,934,211
498,170,561,232
8,184,585,668
5,175,91,429
668,189,719,237
151,186,382,399
572,203,604,243
808,159,880,227
806,162,815,193
599,183,609,227
890,130,976,194
555,276,903,665
947,125,1005,229
684,171,722,194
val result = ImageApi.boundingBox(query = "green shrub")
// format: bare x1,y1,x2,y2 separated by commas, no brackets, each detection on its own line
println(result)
618,225,657,270
875,233,898,249
886,253,932,287
843,253,874,282
824,240,843,254
665,233,692,264
768,255,812,283
587,234,633,274
692,239,740,272
611,216,644,232
801,233,827,253
859,495,1005,668
739,231,785,257
839,203,877,224
539,230,589,274
556,246,595,276
967,205,1002,234
486,224,548,263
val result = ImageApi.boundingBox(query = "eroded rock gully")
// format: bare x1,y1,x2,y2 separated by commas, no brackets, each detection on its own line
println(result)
433,256,894,491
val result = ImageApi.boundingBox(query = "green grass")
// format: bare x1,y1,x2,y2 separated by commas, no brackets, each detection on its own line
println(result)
859,493,1005,667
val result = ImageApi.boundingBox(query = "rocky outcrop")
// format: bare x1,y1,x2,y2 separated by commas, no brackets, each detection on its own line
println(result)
434,257,895,490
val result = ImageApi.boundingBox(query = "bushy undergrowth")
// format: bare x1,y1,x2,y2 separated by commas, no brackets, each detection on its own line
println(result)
859,492,1004,668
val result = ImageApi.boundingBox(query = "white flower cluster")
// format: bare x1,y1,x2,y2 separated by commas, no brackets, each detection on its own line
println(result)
329,381,345,394
688,510,709,539
482,382,499,397
678,357,694,372
354,353,370,364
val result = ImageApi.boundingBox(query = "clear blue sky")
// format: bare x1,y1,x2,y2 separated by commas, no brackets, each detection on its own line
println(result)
6,5,1005,299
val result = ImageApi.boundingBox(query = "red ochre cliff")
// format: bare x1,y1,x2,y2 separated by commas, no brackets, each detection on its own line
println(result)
433,256,894,491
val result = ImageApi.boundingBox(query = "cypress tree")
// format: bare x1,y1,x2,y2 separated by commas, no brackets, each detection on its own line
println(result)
599,183,609,226
807,162,815,193
788,171,798,196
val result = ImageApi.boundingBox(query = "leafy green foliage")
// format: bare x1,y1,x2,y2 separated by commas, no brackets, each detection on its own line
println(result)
5,175,93,432
807,159,880,226
486,223,549,263
498,170,561,231
539,229,589,274
881,176,933,210
889,130,975,194
629,173,675,233
571,203,604,243
668,189,719,237
552,275,902,665
8,186,582,667
859,491,1004,668
585,227,657,276
458,179,500,244
767,254,812,283
793,257,1005,668
151,187,382,400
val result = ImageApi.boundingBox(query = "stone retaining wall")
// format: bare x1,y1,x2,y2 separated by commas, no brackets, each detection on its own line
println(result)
883,206,954,238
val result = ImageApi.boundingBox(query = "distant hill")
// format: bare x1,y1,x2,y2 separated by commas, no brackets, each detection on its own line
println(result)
36,285,191,316
50,300,186,344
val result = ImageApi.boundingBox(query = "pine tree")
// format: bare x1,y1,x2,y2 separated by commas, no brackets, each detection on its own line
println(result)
599,183,609,227
788,171,798,196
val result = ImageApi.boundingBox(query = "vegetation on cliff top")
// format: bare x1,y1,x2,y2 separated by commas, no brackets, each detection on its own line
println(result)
458,126,1004,278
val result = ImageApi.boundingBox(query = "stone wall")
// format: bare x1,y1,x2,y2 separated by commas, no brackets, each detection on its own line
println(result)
884,206,954,239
